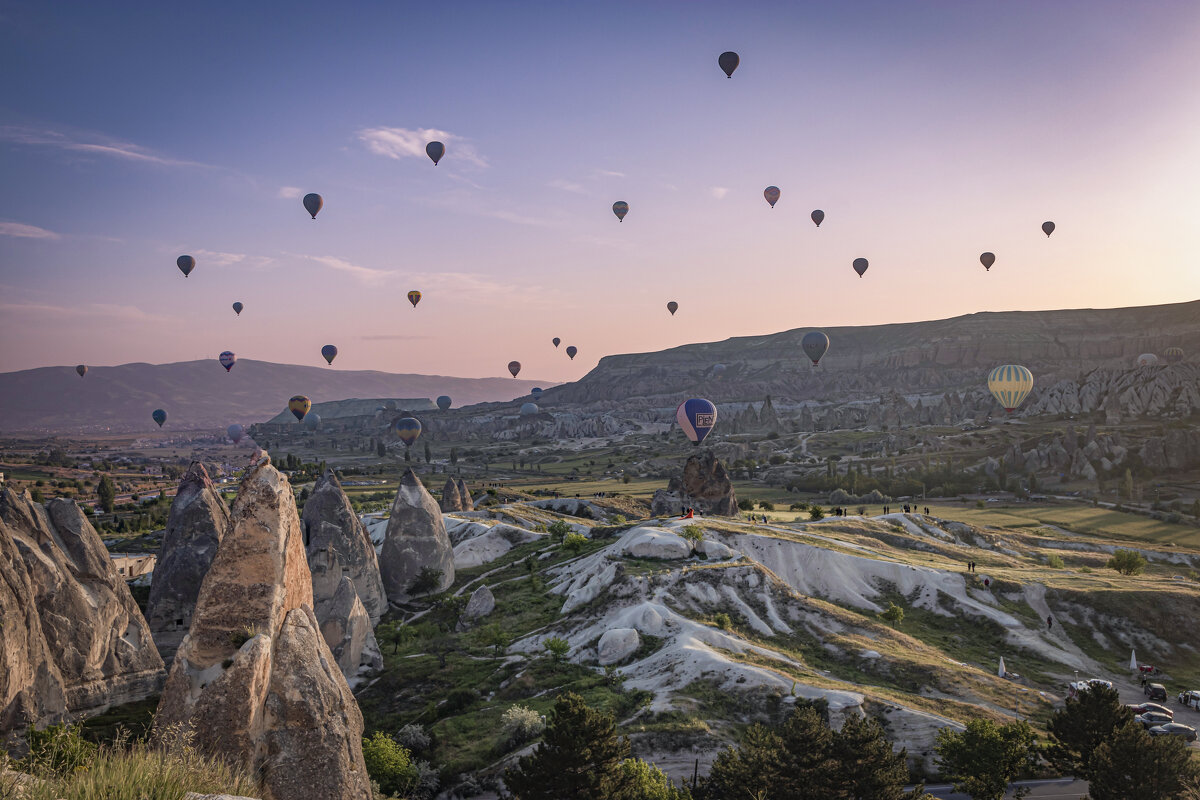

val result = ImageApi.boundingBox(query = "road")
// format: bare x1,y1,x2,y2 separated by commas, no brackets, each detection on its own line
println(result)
925,778,1087,799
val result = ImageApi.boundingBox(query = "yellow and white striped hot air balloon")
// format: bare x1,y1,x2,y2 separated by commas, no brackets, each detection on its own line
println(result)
987,365,1034,412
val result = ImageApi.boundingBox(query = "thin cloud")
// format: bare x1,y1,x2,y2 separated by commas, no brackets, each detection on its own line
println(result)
0,221,59,239
710,187,729,200
357,126,488,168
548,179,587,194
277,186,304,199
595,169,626,178
0,301,165,322
191,249,273,269
0,125,208,168
360,334,434,341
302,254,395,284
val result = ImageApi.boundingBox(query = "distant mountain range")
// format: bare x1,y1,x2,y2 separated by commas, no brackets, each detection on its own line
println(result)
0,360,550,433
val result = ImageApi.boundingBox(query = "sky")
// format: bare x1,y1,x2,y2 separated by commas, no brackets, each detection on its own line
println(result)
2,0,1199,381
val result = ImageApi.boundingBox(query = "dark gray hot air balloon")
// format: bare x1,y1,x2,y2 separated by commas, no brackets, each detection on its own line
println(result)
566,346,577,360
1042,221,1055,237
552,337,561,348
177,255,195,277
232,302,243,316
980,252,995,271
436,395,452,410
426,141,445,165
763,186,780,208
303,193,323,219
667,301,678,316
520,402,539,417
613,201,629,222
802,331,829,366
852,258,868,278
718,51,739,78
811,210,824,227
321,344,338,365
508,360,521,378
76,365,87,377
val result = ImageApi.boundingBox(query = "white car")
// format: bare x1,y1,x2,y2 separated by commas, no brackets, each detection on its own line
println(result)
1179,690,1200,710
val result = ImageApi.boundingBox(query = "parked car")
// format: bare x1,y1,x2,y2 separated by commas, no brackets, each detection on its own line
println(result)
1127,702,1173,719
1144,682,1167,702
1179,690,1200,710
1135,711,1174,728
1148,723,1198,743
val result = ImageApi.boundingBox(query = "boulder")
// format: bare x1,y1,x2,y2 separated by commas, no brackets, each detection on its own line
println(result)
154,457,372,800
457,584,495,629
456,479,474,511
597,628,640,665
440,478,463,512
379,469,455,604
620,528,691,559
0,489,164,723
146,462,230,663
302,470,386,626
695,538,735,559
319,577,382,679
650,451,738,517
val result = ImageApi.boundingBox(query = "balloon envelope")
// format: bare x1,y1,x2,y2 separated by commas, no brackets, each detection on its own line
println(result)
75,365,87,377
1164,347,1184,364
566,346,577,360
152,409,167,427
677,398,718,445
177,255,195,277
980,252,996,271
852,258,868,278
764,186,780,208
393,417,422,446
552,337,561,348
531,387,543,396
802,331,830,366
218,351,236,372
1042,221,1055,237
436,395,452,410
426,141,445,165
407,290,422,308
520,402,539,417
1136,353,1159,368
667,301,678,316
232,302,243,316
987,365,1034,412
811,209,824,227
718,51,739,78
508,361,521,377
612,201,629,221
303,193,323,219
288,395,311,422
712,363,727,378
303,412,321,431
321,344,338,365
227,424,244,443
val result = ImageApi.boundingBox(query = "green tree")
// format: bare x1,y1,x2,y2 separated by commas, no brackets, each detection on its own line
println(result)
547,519,571,543
30,487,45,503
1122,468,1134,500
880,603,905,628
808,505,825,521
97,474,116,513
361,730,418,797
829,714,913,800
408,566,443,596
1107,549,1147,576
935,719,1038,800
376,440,386,458
564,532,588,554
504,692,631,800
1087,720,1198,800
479,622,511,656
1046,685,1130,780
544,636,570,663
450,447,459,466
704,706,836,799
611,758,691,800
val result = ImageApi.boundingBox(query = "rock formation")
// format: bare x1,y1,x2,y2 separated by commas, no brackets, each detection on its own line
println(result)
146,462,230,663
650,451,738,516
302,470,386,626
154,457,372,800
456,584,495,630
321,577,383,678
379,469,455,604
440,478,463,512
0,489,164,727
597,628,640,665
457,478,474,510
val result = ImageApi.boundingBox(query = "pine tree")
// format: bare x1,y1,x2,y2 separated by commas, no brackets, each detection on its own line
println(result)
97,474,116,513
424,442,432,464
830,714,911,800
503,692,630,800
935,718,1038,800
1087,720,1198,800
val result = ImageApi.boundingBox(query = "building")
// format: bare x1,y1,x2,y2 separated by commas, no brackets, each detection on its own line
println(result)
110,553,156,581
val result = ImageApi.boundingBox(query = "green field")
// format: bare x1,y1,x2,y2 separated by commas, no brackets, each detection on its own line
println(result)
925,501,1200,549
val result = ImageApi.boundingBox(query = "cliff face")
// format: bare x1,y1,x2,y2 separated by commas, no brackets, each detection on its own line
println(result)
0,489,165,730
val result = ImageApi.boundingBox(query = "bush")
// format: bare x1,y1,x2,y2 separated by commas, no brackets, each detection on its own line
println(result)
545,636,570,663
442,688,478,716
362,730,419,797
789,502,809,511
713,612,732,631
737,498,754,511
1107,549,1147,576
1046,554,1065,569
564,532,588,554
396,723,431,753
408,566,444,596
21,723,97,777
808,505,825,521
680,524,704,543
501,704,546,745
758,500,775,511
547,519,572,543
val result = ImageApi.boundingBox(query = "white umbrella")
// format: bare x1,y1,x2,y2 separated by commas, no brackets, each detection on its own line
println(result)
1130,649,1138,671
999,657,1006,677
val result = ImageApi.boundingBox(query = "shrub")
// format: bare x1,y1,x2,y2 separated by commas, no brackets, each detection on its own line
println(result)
789,501,808,511
680,524,704,543
501,704,546,745
21,723,97,777
442,688,478,716
737,498,754,511
396,723,431,753
362,730,419,797
545,636,571,663
758,500,775,511
808,505,825,521
713,612,732,631
1046,554,1065,569
612,514,627,525
564,532,588,554
547,519,572,543
1107,549,1147,576
408,566,444,596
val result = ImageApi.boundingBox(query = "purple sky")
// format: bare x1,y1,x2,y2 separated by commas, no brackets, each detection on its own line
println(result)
2,1,1199,381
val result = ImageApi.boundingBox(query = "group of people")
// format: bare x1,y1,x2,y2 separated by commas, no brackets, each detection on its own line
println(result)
880,505,931,515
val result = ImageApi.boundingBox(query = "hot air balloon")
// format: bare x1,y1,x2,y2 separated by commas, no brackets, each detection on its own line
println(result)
303,193,323,219
508,361,521,378
987,365,1034,412
718,51,739,78
436,395,452,410
426,141,445,165
852,258,868,278
712,364,727,379
288,395,311,422
218,351,237,372
520,402,539,417
1042,221,1055,237
384,400,398,411
232,302,243,316
75,365,87,377
177,255,195,277
613,201,629,222
393,417,422,447
531,387,543,396
1136,353,1159,368
667,301,678,316
552,338,561,348
321,344,338,365
980,252,996,271
764,186,780,208
303,412,321,431
802,331,829,366
566,346,578,360
227,424,245,444
676,398,718,445
407,290,422,308
152,409,167,427
811,210,824,227
1164,347,1185,364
